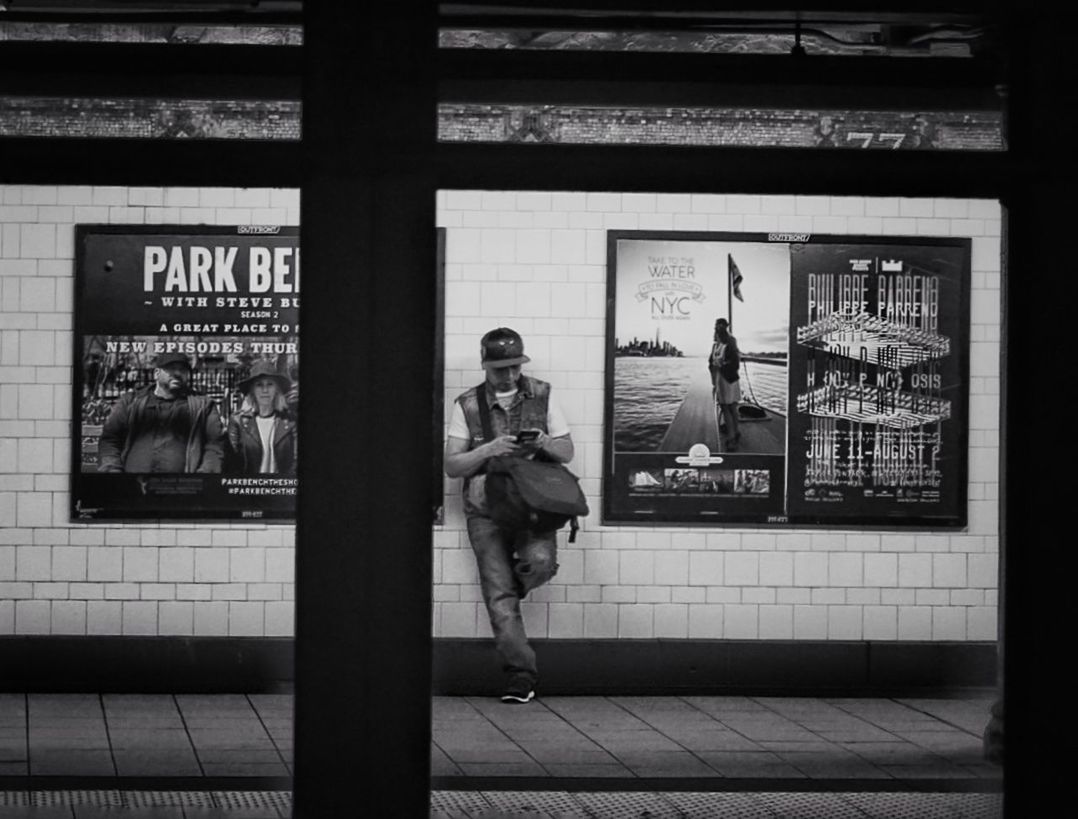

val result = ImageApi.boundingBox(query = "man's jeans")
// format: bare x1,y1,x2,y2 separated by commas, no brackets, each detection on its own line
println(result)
467,516,558,686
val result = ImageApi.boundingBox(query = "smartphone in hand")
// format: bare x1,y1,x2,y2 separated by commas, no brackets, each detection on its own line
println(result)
514,429,540,443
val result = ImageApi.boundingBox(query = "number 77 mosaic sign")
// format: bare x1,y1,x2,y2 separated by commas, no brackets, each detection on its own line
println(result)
603,230,970,528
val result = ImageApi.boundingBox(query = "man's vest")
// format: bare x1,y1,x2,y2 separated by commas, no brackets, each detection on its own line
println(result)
455,375,550,516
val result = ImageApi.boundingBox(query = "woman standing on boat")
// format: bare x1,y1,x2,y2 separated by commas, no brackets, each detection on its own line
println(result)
708,318,741,452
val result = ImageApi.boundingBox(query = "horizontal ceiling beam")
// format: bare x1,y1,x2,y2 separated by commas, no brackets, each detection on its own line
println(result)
438,48,1003,88
433,142,1011,199
0,137,302,186
438,1,1001,26
0,136,1017,199
0,43,300,98
439,78,1002,111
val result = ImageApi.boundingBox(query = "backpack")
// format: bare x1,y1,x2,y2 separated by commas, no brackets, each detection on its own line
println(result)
475,386,589,542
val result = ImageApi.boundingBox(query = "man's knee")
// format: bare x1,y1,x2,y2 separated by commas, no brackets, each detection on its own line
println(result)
516,550,557,587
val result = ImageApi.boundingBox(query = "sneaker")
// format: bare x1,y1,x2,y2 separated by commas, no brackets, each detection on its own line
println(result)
500,677,535,704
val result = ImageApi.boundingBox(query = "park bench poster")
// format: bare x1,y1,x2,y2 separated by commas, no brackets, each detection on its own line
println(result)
71,225,300,521
604,230,970,528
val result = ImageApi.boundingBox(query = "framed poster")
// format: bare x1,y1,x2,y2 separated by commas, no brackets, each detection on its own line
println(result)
72,225,300,521
603,230,970,528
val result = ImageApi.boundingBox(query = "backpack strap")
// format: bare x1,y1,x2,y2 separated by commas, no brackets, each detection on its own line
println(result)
475,385,494,443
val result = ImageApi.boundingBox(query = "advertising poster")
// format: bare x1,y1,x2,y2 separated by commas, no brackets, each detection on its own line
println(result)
786,240,969,525
72,225,300,521
603,231,969,528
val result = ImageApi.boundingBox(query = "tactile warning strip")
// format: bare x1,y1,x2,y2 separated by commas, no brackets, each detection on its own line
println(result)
0,790,287,810
0,790,1003,817
431,791,1002,819
212,790,293,812
663,791,775,818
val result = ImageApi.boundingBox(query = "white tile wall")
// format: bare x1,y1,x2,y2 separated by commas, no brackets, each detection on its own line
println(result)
0,186,1002,642
0,185,299,637
436,191,1002,643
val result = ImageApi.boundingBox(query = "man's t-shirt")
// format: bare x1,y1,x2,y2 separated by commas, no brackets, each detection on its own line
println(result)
447,387,570,442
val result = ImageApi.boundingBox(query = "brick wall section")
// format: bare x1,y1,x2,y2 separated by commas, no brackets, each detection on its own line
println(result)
0,185,300,637
0,23,303,46
438,106,1002,150
435,191,1002,643
0,99,301,141
0,99,998,149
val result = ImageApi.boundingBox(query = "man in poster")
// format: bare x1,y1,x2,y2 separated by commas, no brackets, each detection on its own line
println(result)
97,351,224,474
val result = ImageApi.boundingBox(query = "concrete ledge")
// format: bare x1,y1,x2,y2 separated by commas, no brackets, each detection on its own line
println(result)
434,639,997,696
0,637,996,695
0,636,294,693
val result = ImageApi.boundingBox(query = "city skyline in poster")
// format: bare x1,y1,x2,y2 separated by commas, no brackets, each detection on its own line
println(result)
71,225,300,521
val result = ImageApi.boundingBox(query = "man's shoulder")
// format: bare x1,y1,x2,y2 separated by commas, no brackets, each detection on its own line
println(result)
116,385,151,404
521,375,551,395
185,392,220,408
454,384,484,406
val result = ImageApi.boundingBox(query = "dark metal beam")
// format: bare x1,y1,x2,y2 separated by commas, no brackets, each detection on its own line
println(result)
439,78,1002,111
433,143,1010,199
0,43,300,98
438,1,1001,26
437,48,1001,88
0,137,301,186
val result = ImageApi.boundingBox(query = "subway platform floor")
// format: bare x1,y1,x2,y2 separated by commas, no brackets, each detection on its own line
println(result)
0,692,1002,817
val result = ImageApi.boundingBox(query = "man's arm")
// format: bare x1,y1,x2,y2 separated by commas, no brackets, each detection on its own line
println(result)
96,394,131,472
527,431,573,464
444,434,518,478
196,404,225,473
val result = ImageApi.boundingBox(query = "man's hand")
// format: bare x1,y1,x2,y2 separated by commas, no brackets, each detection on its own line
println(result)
515,428,546,454
484,434,520,458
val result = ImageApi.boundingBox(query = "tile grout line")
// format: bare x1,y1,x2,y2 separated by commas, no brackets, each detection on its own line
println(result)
22,692,30,781
775,697,939,782
606,696,727,778
895,698,987,737
829,697,961,772
756,696,902,779
97,693,121,781
243,693,291,775
430,737,461,776
749,696,885,782
540,696,643,776
685,696,791,775
886,698,996,777
172,694,208,780
462,696,559,778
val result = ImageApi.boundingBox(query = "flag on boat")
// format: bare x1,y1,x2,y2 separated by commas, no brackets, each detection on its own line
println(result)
729,254,744,302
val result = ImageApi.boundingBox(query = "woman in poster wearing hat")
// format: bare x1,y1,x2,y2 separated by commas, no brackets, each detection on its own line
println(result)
224,360,297,476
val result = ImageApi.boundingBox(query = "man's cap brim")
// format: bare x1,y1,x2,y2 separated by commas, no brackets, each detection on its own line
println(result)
482,354,530,369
